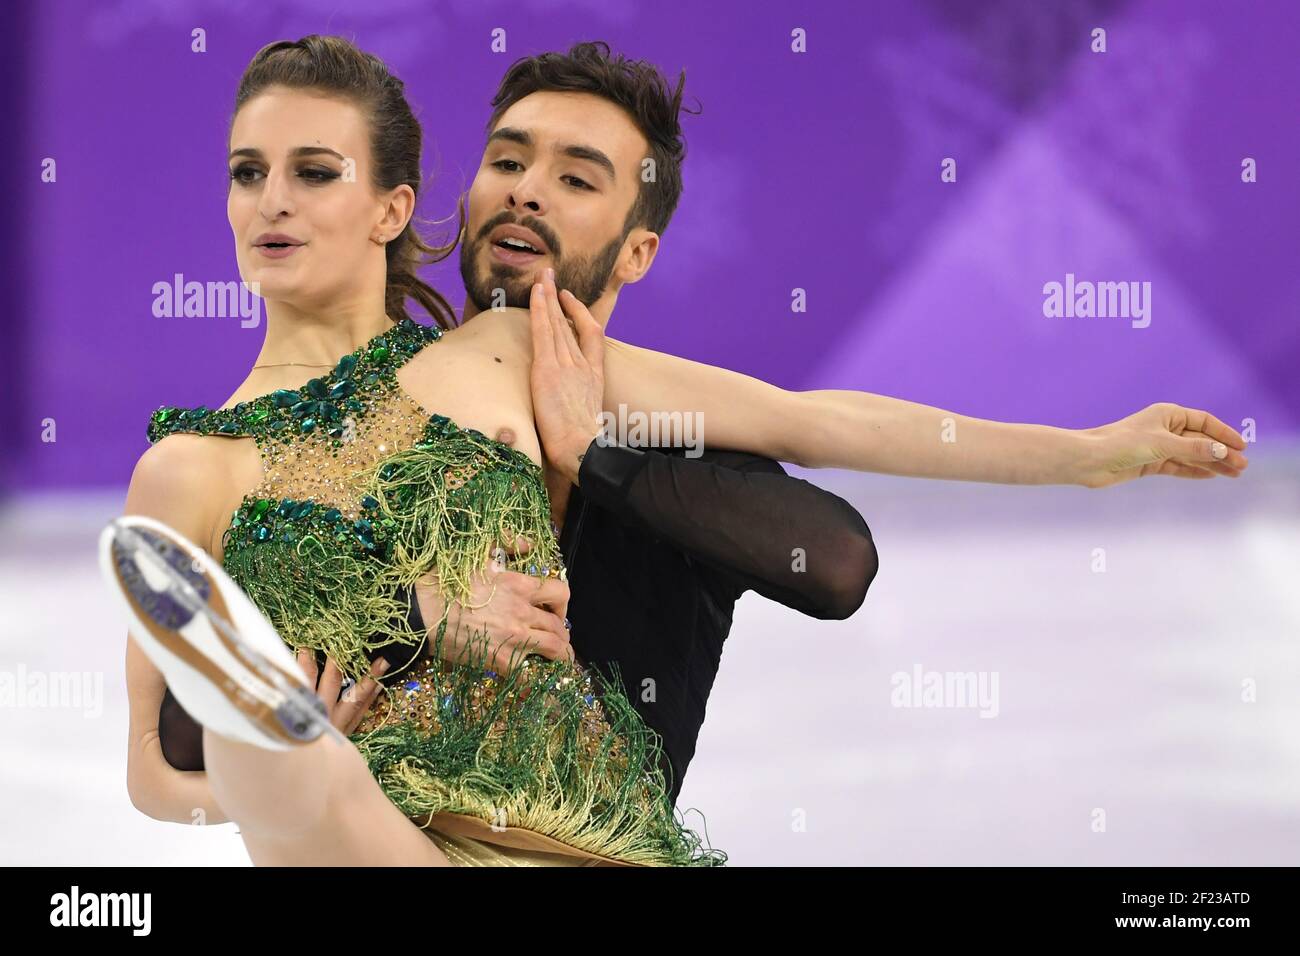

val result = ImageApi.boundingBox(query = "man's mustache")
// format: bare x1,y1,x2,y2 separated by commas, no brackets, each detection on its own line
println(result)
474,211,562,258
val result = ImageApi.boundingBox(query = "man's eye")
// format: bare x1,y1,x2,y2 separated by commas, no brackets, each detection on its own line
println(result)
563,176,592,191
229,164,263,185
492,159,522,172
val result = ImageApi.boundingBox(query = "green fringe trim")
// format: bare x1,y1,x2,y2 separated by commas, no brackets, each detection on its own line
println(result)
222,421,726,866
350,654,725,866
222,422,557,684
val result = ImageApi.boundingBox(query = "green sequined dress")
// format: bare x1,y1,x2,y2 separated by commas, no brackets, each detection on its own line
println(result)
146,317,724,866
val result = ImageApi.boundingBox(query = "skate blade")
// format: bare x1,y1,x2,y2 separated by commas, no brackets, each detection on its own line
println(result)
106,519,342,747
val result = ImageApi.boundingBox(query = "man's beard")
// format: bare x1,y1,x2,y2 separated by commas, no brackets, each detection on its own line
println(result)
460,226,624,315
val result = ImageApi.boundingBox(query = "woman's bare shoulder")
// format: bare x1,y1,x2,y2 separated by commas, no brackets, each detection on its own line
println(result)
126,434,232,546
448,308,533,353
135,429,233,474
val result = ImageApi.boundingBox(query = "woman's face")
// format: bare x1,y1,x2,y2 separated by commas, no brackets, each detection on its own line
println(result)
227,87,390,309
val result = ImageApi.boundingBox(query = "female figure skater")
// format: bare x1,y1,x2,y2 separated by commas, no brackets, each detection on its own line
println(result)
111,36,1247,867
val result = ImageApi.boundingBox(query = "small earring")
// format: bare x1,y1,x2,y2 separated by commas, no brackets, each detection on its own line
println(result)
371,234,387,245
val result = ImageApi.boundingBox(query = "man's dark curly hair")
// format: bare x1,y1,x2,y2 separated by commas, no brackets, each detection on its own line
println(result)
487,41,692,236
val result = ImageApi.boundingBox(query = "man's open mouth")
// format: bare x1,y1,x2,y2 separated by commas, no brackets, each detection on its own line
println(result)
493,237,543,255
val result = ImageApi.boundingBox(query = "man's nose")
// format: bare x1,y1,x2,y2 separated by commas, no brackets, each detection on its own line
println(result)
506,171,546,215
257,168,296,221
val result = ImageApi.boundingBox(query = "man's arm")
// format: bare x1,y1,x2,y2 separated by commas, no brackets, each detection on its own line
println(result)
576,439,878,620
524,282,876,619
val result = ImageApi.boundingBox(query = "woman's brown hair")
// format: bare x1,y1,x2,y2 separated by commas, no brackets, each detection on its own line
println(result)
233,35,462,329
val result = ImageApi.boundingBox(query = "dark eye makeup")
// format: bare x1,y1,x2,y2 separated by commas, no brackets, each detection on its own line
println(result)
228,163,342,186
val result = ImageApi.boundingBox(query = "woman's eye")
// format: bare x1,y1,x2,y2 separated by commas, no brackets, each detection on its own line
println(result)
299,167,340,184
563,176,592,191
229,164,263,185
491,159,522,172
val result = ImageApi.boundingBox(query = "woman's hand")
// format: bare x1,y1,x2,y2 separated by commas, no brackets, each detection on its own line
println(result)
1076,403,1249,488
414,541,573,676
295,650,389,735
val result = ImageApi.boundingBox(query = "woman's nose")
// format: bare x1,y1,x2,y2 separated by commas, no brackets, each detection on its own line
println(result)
257,168,296,220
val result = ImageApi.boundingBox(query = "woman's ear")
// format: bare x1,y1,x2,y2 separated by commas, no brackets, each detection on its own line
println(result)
376,183,417,239
616,229,660,286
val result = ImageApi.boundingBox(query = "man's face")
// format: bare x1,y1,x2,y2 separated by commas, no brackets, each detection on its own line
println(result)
461,90,650,313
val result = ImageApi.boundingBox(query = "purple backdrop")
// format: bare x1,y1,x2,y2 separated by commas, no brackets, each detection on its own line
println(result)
6,0,1297,491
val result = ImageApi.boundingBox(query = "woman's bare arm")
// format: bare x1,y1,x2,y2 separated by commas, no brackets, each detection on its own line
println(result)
598,334,1249,488
600,337,1089,481
121,436,232,824
521,275,1249,488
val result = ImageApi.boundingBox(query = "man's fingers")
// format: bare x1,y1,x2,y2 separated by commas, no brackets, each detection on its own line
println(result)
551,284,584,364
490,569,537,595
490,636,538,675
531,578,570,617
542,270,579,365
482,536,525,573
553,289,589,365
559,288,605,372
496,533,533,558
497,569,564,600
529,281,555,364
483,630,572,674
525,606,569,644
522,630,575,664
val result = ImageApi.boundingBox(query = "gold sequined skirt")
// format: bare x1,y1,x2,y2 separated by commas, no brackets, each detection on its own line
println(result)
413,812,643,867
358,655,656,867
422,829,605,867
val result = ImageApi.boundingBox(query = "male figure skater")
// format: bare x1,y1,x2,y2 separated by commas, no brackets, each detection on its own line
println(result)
455,42,880,801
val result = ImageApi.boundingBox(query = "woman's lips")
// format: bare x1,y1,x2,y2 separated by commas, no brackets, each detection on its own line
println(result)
255,243,303,260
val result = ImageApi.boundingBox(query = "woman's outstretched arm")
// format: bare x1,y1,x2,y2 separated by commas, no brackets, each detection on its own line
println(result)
529,272,1249,489
603,336,1093,481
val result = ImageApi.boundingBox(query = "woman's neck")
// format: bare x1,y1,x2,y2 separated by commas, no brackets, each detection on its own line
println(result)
253,298,396,369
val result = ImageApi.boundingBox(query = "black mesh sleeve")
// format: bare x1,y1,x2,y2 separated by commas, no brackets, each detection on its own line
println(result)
576,439,879,619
